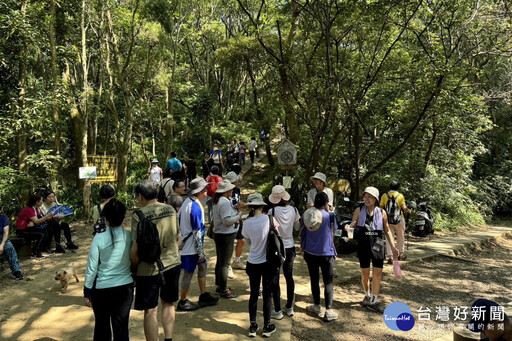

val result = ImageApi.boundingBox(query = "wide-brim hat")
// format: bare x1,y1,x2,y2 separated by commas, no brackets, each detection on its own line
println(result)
216,180,236,194
225,171,240,184
151,158,159,164
363,186,380,202
247,193,266,206
213,147,219,151
188,178,209,196
303,207,323,232
310,172,327,184
268,185,291,204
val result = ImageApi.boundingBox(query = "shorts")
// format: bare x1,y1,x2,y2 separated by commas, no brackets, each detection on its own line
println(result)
181,254,207,273
358,252,384,269
134,264,181,310
235,220,244,240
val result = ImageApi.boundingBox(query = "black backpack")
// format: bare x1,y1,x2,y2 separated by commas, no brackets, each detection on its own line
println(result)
135,210,165,283
385,193,402,225
267,210,285,269
157,179,172,203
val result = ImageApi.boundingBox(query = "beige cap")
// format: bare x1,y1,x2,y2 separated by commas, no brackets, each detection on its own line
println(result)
363,186,380,202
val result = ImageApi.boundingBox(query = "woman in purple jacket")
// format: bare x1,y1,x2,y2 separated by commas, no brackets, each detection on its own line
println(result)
300,192,338,322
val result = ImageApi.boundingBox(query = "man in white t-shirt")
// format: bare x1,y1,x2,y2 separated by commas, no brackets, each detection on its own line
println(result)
306,172,335,212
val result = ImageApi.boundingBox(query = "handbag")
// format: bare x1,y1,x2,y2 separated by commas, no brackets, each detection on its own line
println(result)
393,255,402,279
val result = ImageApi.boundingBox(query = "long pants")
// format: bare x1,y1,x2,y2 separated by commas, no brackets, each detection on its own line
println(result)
304,252,335,309
386,220,405,256
272,247,296,311
214,232,236,291
246,262,274,326
2,240,21,273
48,220,72,245
249,151,255,164
239,153,246,165
16,226,48,255
91,283,134,341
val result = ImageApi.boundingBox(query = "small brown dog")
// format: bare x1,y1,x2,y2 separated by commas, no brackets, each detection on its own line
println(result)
55,267,80,293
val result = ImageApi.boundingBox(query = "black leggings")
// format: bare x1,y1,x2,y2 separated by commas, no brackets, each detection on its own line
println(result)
214,232,236,290
17,226,48,255
272,247,296,311
48,220,72,245
246,262,273,326
91,283,134,341
304,252,335,309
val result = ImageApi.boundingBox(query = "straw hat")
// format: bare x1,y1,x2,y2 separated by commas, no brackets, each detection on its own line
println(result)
246,193,266,206
303,207,323,232
362,186,379,202
188,178,209,196
216,180,236,193
310,172,327,184
268,185,291,204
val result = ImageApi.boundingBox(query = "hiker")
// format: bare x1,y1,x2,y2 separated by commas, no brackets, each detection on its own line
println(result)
248,137,258,165
84,199,134,341
268,185,301,319
225,171,247,276
147,158,163,182
239,141,247,165
176,178,219,311
301,192,339,322
345,186,399,313
41,191,78,253
130,180,181,341
380,181,411,263
306,172,335,212
166,152,183,173
201,151,214,179
92,184,116,222
0,208,23,280
205,166,223,224
212,180,243,298
168,179,186,213
210,147,224,173
242,193,278,337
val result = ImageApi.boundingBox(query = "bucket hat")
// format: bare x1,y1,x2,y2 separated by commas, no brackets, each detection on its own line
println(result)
151,158,159,164
363,186,380,202
268,185,291,204
246,193,266,206
310,172,327,184
188,178,209,196
303,207,323,232
225,171,240,184
216,180,236,194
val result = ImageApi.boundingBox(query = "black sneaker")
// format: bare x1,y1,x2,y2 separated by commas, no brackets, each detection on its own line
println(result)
177,299,199,312
262,324,276,337
55,245,66,253
248,322,258,337
12,271,24,280
219,289,238,299
67,242,79,250
367,301,384,313
198,292,219,307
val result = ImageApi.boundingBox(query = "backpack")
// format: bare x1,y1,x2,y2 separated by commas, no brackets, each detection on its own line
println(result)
266,209,286,269
206,175,222,197
385,193,402,225
135,210,166,283
157,179,172,203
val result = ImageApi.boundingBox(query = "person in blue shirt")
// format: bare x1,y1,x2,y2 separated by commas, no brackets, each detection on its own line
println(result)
0,210,23,280
84,199,133,341
166,152,183,173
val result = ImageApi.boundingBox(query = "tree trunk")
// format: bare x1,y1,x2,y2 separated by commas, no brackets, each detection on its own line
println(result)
80,0,90,214
164,85,174,158
16,0,28,173
50,0,60,157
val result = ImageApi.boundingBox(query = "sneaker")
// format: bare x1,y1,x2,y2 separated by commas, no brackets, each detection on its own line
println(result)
177,299,199,311
271,309,283,320
219,289,238,299
248,322,259,337
42,248,54,255
198,292,219,307
306,304,324,317
367,301,384,313
232,261,246,270
227,265,235,279
12,271,24,280
399,254,407,261
387,258,393,265
262,324,276,337
324,310,338,322
67,242,79,250
55,245,66,253
283,306,294,317
361,295,371,307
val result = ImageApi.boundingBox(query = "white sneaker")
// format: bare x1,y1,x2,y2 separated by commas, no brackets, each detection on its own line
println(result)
324,310,338,322
283,306,294,317
271,309,283,320
306,304,324,317
232,261,246,270
227,265,235,279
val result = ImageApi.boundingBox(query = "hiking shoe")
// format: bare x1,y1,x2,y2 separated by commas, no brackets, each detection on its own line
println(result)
387,258,393,265
177,299,199,311
227,265,235,279
67,242,79,250
361,295,371,307
271,309,283,320
248,322,258,337
12,271,24,280
283,306,294,317
262,324,276,337
232,261,246,270
55,244,66,253
324,310,338,322
367,301,384,313
198,292,219,307
399,254,407,261
219,289,238,299
306,304,324,317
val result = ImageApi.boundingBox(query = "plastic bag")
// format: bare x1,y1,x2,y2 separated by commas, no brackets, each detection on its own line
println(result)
393,256,402,279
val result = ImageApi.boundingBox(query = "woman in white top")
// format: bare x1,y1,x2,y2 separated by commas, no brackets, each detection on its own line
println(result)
242,193,277,338
147,158,163,182
268,185,300,319
211,147,224,172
